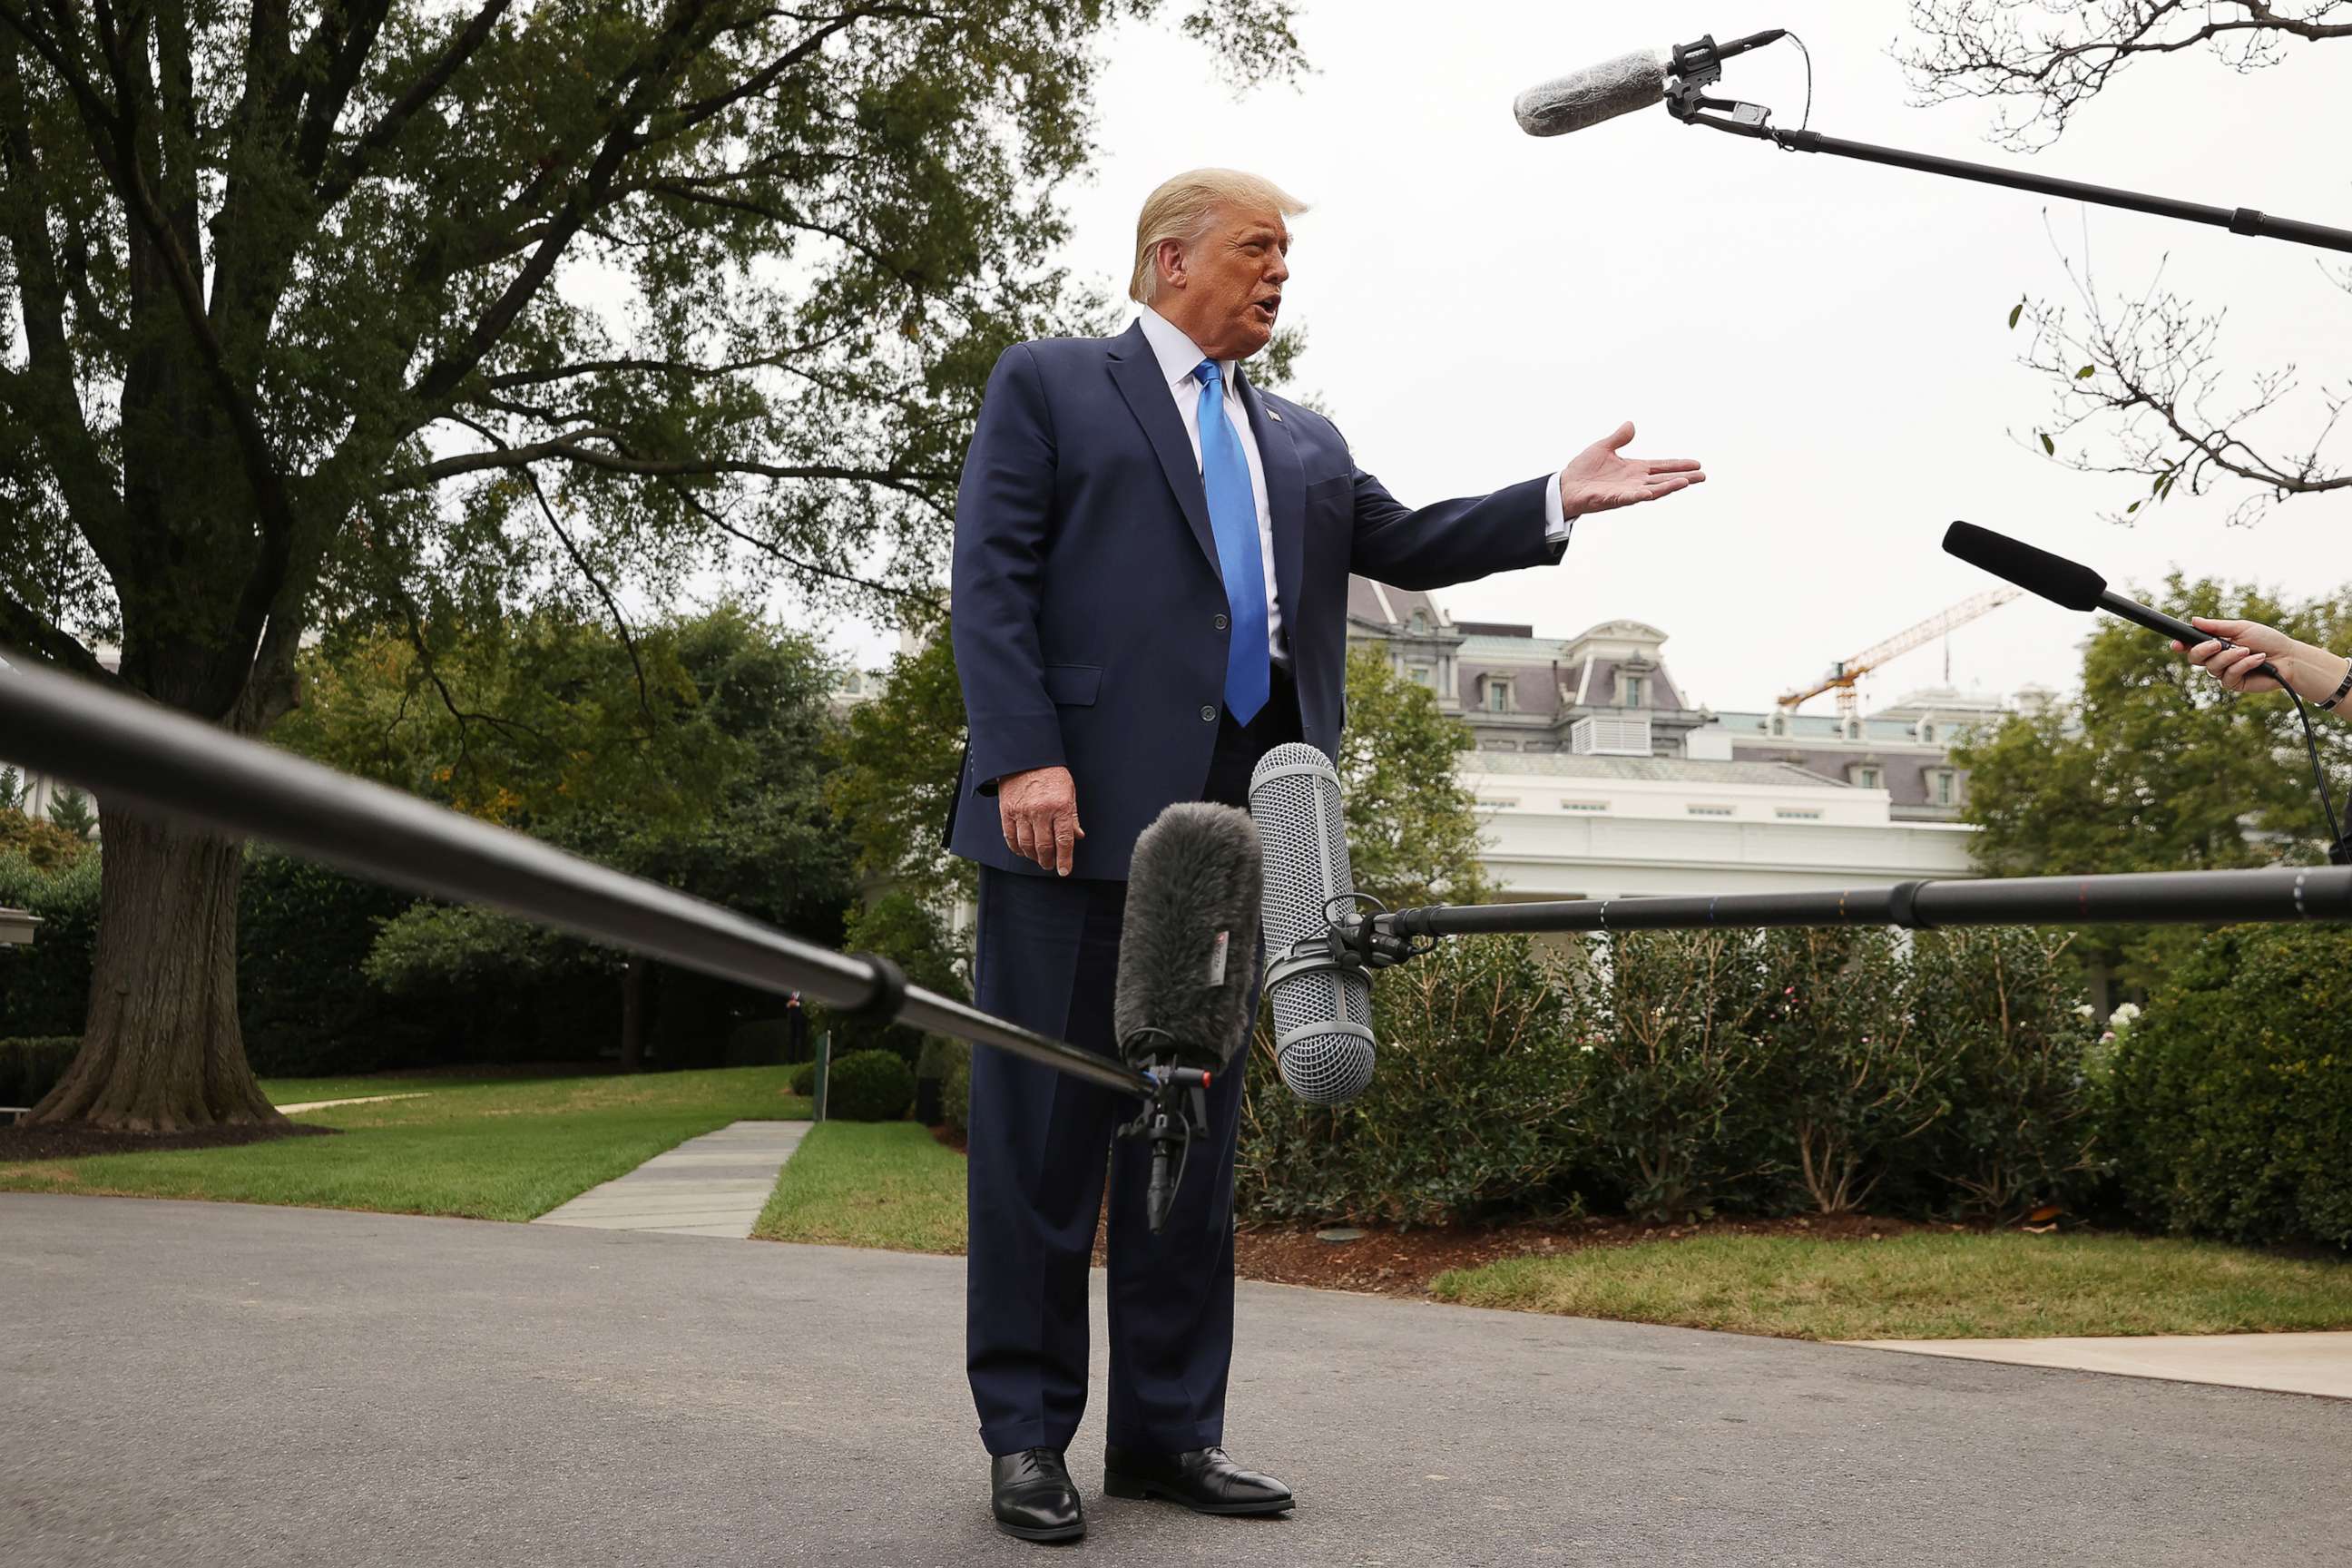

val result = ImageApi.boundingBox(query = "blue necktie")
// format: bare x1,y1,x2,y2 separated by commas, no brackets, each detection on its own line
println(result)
1192,359,1269,725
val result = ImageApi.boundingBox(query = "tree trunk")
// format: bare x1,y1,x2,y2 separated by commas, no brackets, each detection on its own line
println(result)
27,804,282,1131
620,956,648,1073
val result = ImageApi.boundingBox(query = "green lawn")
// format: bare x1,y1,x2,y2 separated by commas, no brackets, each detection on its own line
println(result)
1430,1232,2352,1341
752,1121,967,1254
0,1066,810,1222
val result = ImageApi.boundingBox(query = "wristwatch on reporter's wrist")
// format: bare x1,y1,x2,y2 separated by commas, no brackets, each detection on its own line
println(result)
2318,654,2352,711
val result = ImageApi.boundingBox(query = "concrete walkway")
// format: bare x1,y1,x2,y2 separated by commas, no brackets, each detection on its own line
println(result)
6,1193,2348,1568
532,1118,809,1238
273,1093,429,1114
1848,1330,2352,1399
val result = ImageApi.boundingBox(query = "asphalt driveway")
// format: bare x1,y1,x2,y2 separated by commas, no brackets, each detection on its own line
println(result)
4,1193,2344,1567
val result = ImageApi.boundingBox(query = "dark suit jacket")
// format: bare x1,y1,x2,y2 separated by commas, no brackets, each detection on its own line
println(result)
946,318,1563,880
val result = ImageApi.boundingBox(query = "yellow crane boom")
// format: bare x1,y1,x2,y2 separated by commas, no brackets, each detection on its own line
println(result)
1776,587,2022,718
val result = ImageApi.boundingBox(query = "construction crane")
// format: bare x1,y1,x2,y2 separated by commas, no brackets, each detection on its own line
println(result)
1776,588,2022,720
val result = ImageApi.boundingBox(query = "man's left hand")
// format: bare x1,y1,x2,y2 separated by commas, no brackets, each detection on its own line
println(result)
1558,421,1705,518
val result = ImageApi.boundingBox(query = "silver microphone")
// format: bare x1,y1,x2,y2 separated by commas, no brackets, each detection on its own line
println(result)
1248,742,1376,1105
1514,47,1667,138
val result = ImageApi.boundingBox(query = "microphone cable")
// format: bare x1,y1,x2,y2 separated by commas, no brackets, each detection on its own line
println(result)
2282,686,2348,864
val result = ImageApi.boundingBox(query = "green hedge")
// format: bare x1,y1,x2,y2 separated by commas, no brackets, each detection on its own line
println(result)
2106,924,2352,1249
826,1048,916,1122
0,1035,80,1109
1236,926,2099,1229
0,852,100,1039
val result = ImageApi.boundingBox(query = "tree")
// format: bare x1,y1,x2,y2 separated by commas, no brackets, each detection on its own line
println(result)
1,1,1301,1129
1899,3,2351,525
43,785,95,838
1338,643,1490,907
826,620,974,913
296,603,858,1069
1953,573,2352,983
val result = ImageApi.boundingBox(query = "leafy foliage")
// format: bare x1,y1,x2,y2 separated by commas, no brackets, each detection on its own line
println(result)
2107,924,2352,1249
0,851,99,1037
0,808,93,873
824,1047,916,1122
1954,575,2352,986
827,623,975,910
1338,644,1489,907
43,787,94,838
1238,933,1584,1227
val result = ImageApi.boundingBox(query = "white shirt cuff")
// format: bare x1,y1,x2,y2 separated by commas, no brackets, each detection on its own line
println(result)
1542,472,1573,549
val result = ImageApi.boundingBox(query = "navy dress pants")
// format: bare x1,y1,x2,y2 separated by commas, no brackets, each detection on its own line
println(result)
965,672,1299,1457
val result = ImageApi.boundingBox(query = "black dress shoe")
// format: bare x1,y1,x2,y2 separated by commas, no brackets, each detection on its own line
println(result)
1102,1445,1293,1515
991,1447,1083,1542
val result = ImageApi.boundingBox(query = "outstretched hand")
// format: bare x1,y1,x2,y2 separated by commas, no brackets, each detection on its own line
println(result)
1558,421,1705,518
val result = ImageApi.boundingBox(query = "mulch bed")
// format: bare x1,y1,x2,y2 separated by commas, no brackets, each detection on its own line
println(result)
916,1122,1975,1298
0,1121,339,1161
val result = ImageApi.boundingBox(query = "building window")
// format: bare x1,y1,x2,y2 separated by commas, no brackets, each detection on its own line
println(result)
1407,663,1432,685
1477,797,1519,810
1931,769,1959,807
1775,807,1823,821
1769,711,1789,738
1485,678,1510,712
1559,799,1609,813
1855,766,1882,790
1410,610,1429,633
1688,804,1733,818
1622,675,1646,709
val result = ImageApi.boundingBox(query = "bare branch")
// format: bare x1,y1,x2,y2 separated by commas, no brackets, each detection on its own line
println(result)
1899,1,2352,151
662,477,945,608
2011,235,2350,524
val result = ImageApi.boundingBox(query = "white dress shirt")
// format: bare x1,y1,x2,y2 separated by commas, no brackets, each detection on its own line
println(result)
1134,306,1573,667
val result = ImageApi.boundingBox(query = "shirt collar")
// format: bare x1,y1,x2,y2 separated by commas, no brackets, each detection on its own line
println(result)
1137,305,1241,397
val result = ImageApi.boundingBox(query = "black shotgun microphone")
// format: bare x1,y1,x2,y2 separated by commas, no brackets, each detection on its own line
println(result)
1941,521,2282,682
1514,29,1788,138
1114,802,1264,1073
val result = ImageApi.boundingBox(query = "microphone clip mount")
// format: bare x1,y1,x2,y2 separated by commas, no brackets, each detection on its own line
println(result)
1663,29,1784,133
1115,1055,1213,1234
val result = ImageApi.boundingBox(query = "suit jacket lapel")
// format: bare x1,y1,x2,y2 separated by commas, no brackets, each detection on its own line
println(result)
1105,322,1221,585
1238,369,1304,638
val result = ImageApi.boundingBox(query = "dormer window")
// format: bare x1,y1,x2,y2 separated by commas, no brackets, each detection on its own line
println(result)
1930,769,1960,807
1410,610,1429,634
1485,676,1511,712
1854,764,1883,790
1769,711,1789,738
1622,674,1646,709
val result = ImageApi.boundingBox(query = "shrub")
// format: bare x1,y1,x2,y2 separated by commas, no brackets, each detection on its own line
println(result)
0,1035,80,1108
1577,930,1779,1223
0,851,101,1039
1237,934,1586,1227
1907,927,2098,1220
239,853,439,1075
941,1048,973,1139
2107,924,2352,1249
1756,927,1947,1215
789,1060,818,1096
824,1048,915,1122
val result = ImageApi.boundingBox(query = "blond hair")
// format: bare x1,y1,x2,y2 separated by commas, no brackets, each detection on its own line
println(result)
1129,168,1309,304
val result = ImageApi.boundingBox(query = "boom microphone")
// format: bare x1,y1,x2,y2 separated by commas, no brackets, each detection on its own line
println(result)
1249,742,1377,1105
1514,29,1789,138
1941,521,2280,681
1514,49,1667,139
1114,802,1264,1072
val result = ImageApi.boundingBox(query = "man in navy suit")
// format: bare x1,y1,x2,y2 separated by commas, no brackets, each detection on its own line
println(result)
949,169,1705,1542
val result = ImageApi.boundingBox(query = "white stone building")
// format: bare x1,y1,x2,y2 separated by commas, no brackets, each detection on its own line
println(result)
1347,579,2009,901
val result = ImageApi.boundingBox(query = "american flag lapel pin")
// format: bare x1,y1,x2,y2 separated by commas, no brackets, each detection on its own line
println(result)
1268,408,1282,422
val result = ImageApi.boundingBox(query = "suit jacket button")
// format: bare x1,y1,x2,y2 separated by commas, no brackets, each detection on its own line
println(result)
1200,704,1219,723
1213,613,1230,632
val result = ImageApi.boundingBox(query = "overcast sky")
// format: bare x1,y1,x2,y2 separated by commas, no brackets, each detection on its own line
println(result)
827,1,2352,716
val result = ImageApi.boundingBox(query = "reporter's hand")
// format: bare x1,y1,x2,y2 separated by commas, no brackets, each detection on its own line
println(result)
997,765,1083,876
2171,617,2348,701
1557,420,1706,518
